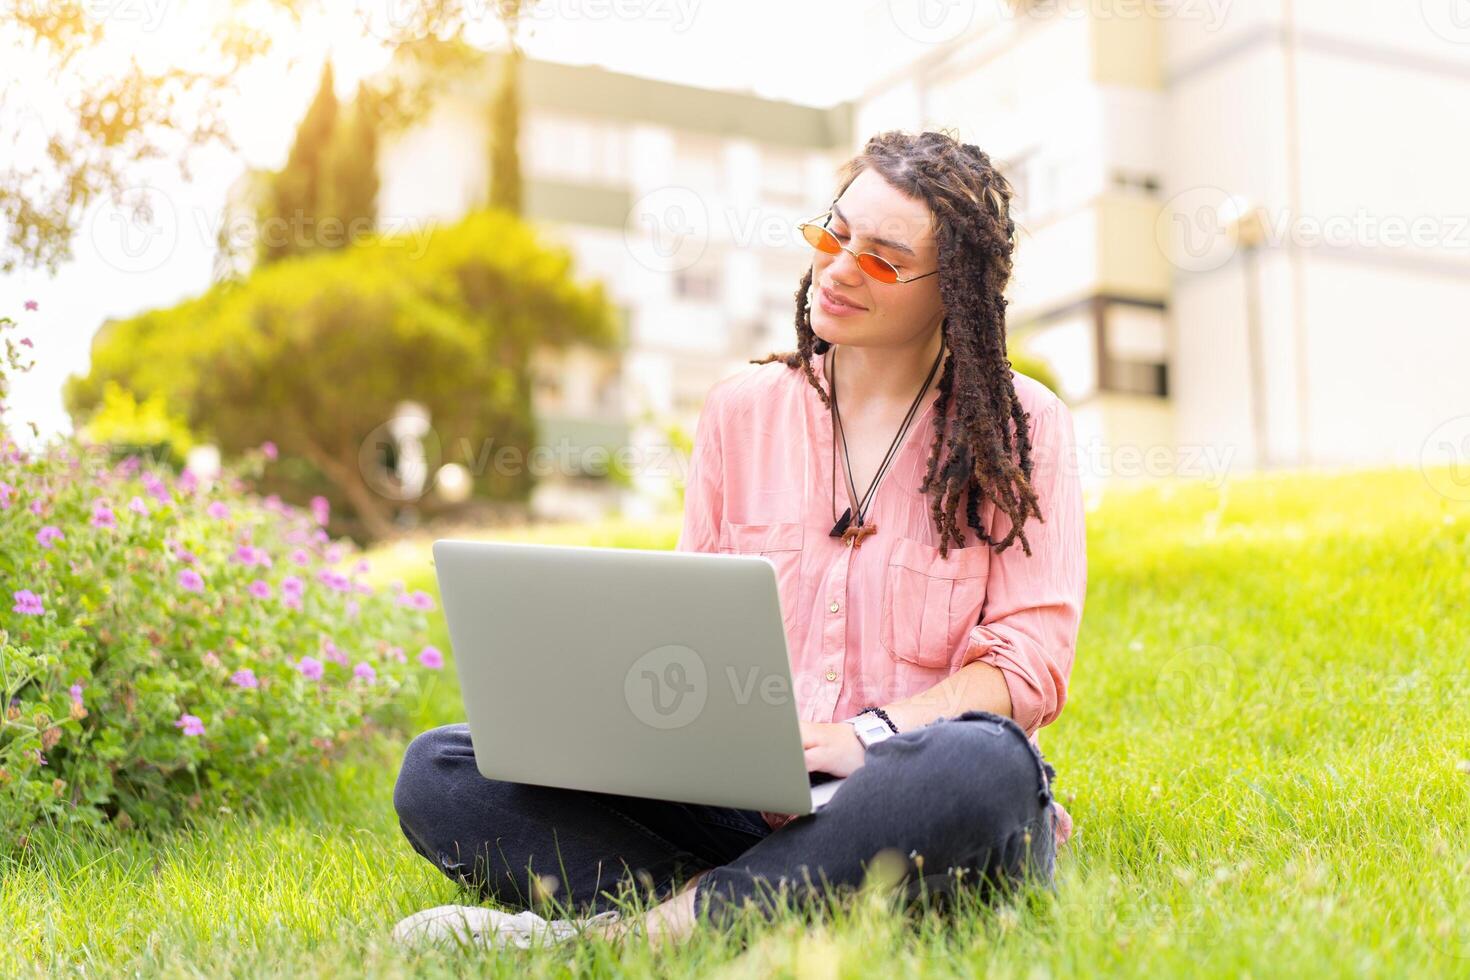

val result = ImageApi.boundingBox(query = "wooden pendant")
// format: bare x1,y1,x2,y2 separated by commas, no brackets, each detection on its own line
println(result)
841,522,878,548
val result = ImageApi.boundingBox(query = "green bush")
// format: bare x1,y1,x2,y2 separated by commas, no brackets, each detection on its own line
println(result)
64,207,622,541
0,316,442,846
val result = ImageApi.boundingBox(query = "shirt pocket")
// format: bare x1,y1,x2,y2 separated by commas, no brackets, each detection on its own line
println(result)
718,521,805,630
880,535,991,669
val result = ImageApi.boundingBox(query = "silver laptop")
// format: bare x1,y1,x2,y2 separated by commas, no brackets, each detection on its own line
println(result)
431,538,845,815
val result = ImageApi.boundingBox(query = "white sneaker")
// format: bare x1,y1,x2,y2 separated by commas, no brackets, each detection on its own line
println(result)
391,904,622,949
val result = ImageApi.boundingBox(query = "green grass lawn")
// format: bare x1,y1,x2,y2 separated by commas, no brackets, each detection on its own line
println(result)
7,467,1469,977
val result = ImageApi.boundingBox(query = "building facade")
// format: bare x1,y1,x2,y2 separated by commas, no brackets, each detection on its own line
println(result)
378,5,1470,514
377,51,851,519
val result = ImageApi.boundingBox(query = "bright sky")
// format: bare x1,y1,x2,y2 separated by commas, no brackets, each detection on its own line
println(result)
2,0,961,440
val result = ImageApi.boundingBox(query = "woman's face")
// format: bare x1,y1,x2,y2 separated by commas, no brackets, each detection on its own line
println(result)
808,168,945,349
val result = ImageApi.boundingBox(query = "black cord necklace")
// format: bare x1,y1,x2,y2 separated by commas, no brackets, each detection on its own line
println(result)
827,337,946,548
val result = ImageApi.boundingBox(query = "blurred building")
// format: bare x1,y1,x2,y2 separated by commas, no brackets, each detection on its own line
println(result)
858,0,1470,481
376,51,850,520
379,5,1470,514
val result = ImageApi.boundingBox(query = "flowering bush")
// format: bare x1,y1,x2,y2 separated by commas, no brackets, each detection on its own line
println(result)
0,313,443,845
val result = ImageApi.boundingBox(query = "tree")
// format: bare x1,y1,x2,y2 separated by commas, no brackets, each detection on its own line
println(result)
486,0,525,215
259,60,339,264
0,1,264,273
321,84,381,239
0,2,532,274
65,207,622,540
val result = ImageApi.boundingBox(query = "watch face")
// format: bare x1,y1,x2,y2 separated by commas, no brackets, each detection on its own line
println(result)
851,716,890,746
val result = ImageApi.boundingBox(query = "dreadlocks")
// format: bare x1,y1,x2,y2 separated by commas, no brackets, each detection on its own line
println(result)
752,129,1043,559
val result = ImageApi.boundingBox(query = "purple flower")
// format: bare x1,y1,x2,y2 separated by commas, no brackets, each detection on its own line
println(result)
264,494,283,512
316,569,351,592
344,599,360,619
283,593,303,611
69,683,84,704
142,471,170,504
418,646,444,670
296,656,324,680
91,499,117,529
36,525,63,548
233,544,272,568
178,568,205,593
128,495,148,516
178,469,198,493
290,549,310,567
24,299,37,311
310,495,330,527
0,482,13,509
399,589,436,612
202,650,221,669
323,639,348,665
174,713,205,737
260,441,278,460
29,499,44,515
387,645,406,664
206,500,230,520
230,668,259,689
247,579,272,600
11,589,44,616
353,662,376,684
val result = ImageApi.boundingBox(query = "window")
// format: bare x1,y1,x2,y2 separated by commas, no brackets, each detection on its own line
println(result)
674,265,720,302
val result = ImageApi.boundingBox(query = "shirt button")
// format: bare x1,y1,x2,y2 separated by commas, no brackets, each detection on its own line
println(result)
829,601,840,613
825,669,838,682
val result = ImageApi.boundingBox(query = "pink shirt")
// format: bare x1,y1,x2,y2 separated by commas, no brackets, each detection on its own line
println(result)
676,351,1085,850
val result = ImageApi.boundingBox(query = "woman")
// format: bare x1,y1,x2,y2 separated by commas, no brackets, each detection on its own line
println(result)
391,129,1086,949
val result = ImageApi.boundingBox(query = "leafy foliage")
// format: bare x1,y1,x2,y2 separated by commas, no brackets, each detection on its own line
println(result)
0,314,444,848
65,207,621,538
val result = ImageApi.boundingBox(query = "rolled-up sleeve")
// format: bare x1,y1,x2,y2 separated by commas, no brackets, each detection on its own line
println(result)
960,395,1087,737
675,381,725,554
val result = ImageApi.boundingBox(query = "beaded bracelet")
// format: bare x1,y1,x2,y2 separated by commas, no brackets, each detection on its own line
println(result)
858,706,899,734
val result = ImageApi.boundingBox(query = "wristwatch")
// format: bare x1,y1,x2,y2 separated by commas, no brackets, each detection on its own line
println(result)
846,711,895,749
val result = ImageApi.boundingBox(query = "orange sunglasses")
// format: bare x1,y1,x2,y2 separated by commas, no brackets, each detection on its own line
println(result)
796,204,939,285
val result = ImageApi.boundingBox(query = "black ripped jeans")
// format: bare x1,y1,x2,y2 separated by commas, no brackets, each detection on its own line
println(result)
393,710,1059,926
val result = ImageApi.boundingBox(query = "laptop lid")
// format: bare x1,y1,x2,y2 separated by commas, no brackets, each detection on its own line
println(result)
431,539,816,814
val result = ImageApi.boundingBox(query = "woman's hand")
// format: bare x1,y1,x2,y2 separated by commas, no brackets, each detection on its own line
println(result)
799,721,867,778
